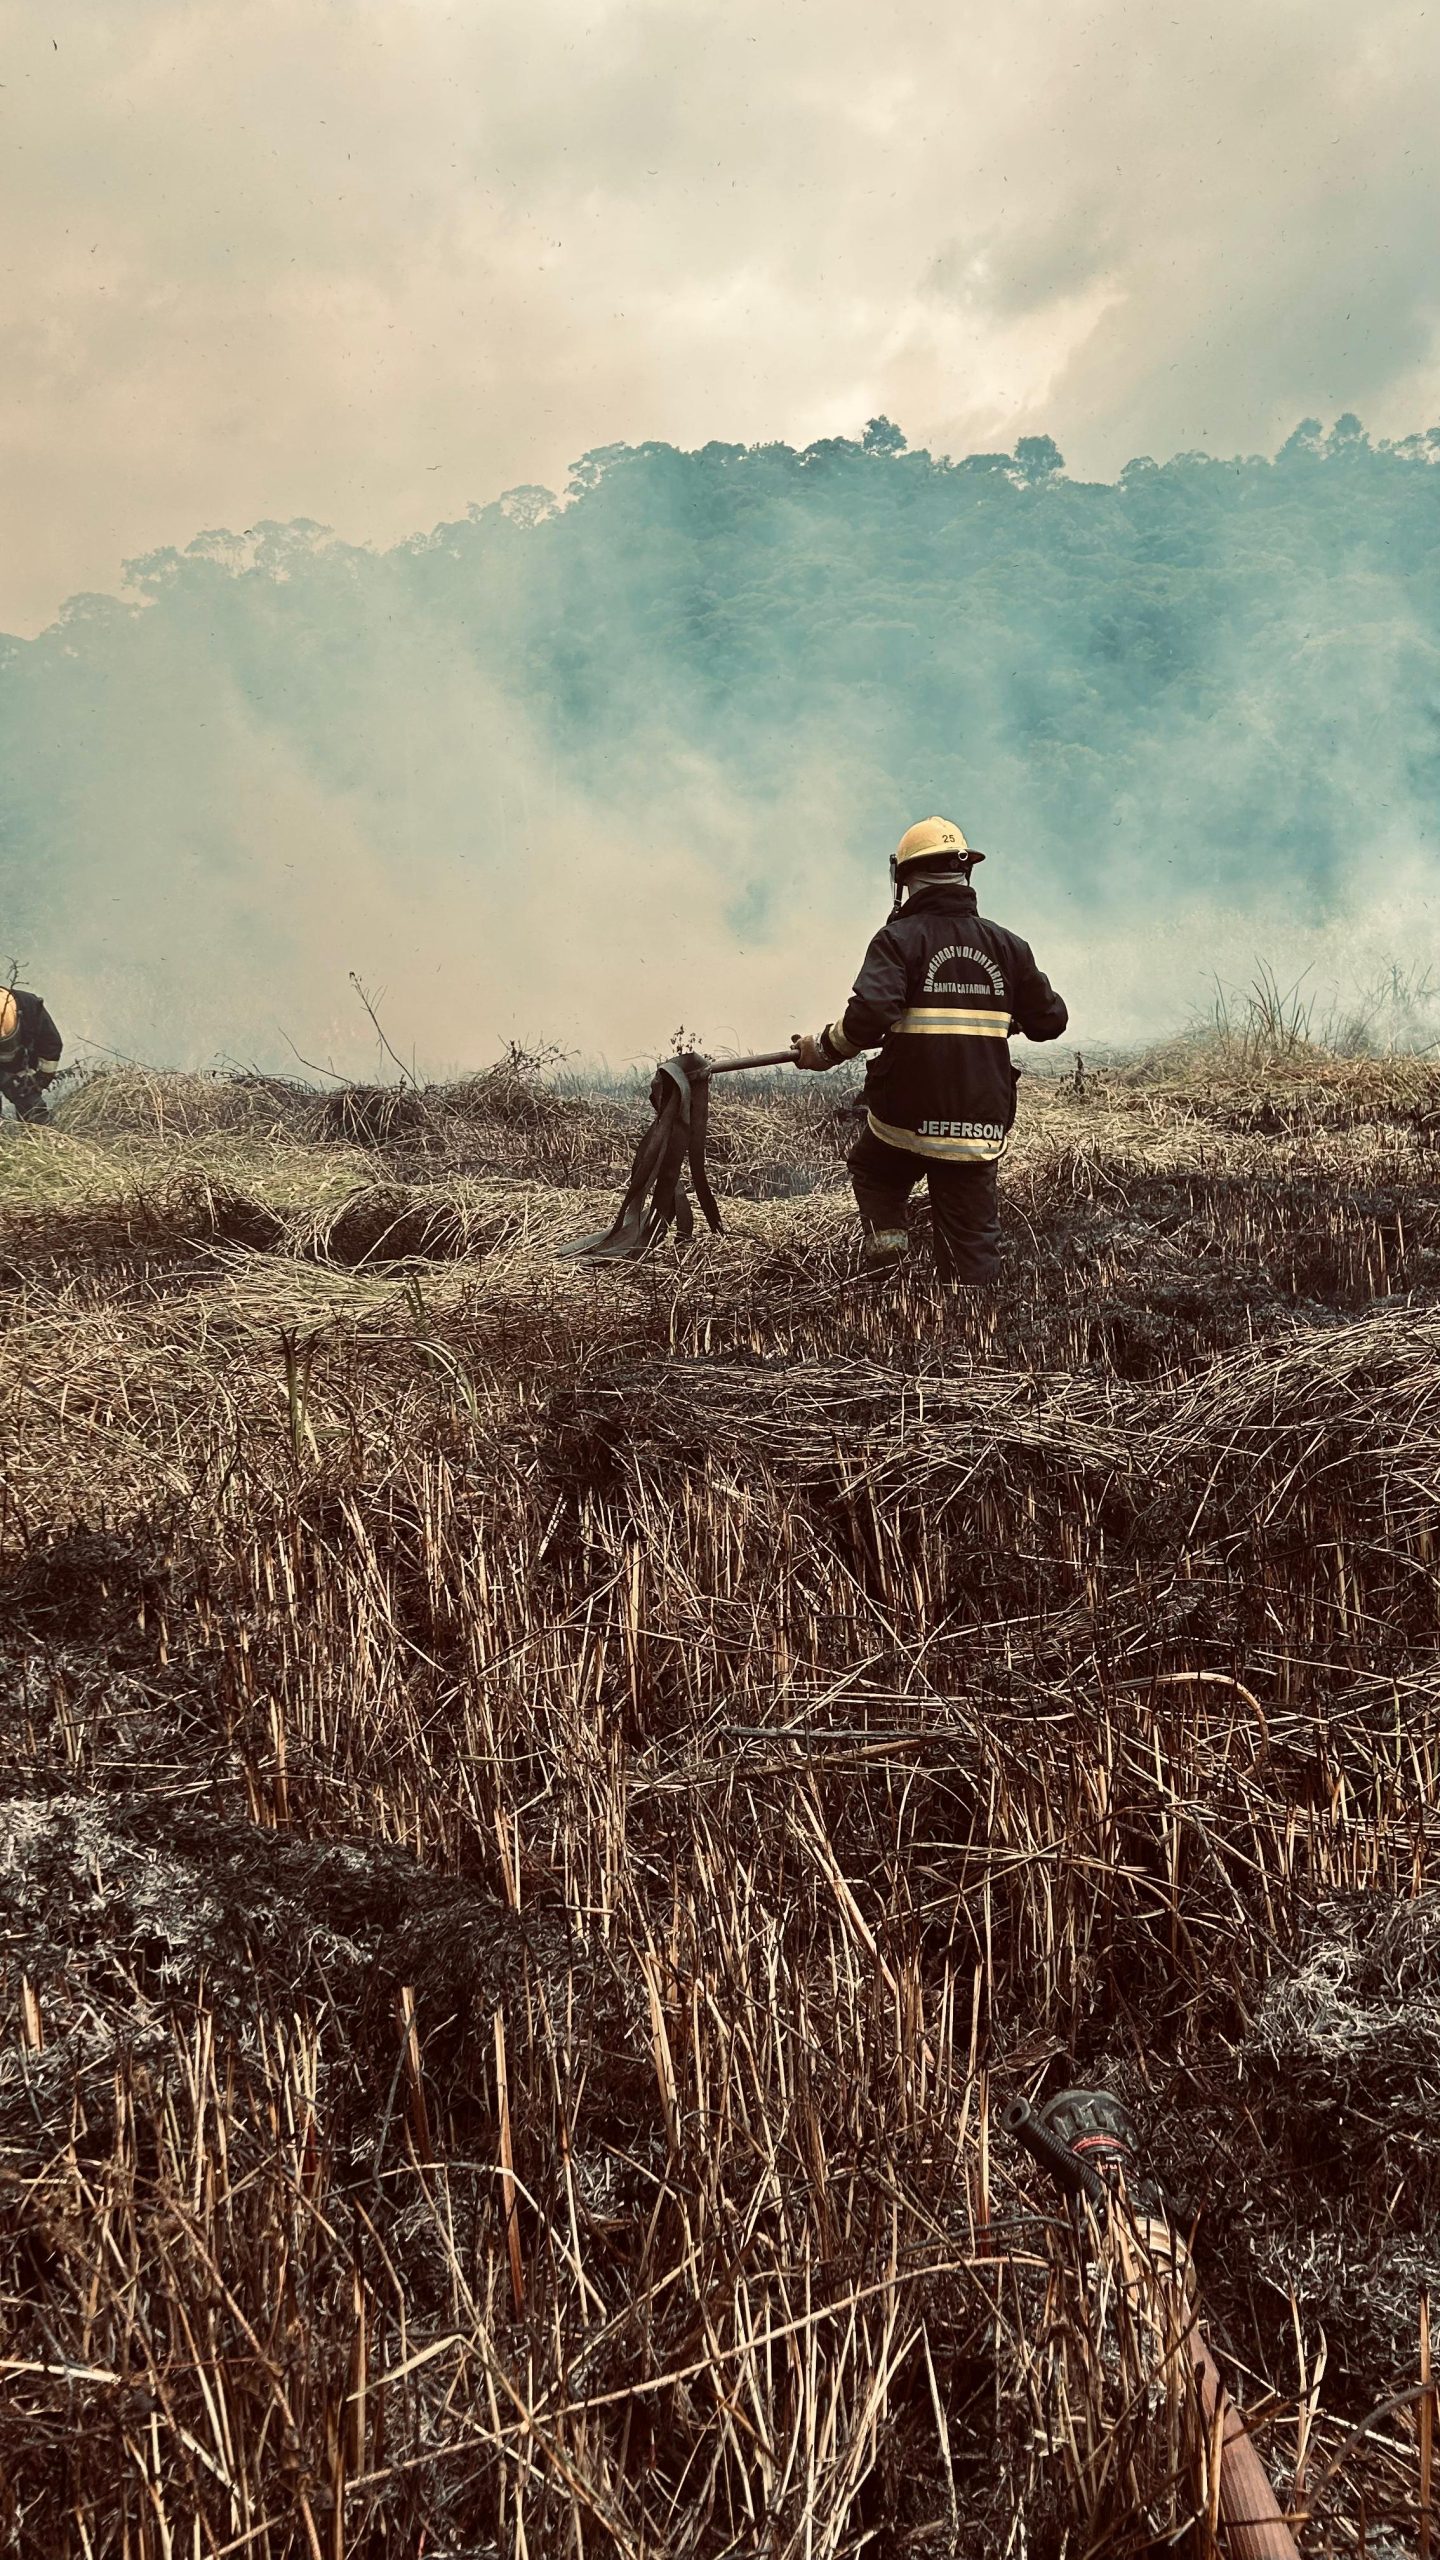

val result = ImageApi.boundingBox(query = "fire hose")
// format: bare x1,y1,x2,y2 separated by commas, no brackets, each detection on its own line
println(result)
1004,2090,1303,2559
560,1047,795,1262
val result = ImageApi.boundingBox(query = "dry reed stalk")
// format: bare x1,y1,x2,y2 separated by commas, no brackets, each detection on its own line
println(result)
1414,2293,1424,2560
493,2008,526,2317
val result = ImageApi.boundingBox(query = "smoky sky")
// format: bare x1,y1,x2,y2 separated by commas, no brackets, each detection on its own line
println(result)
3,0,1439,634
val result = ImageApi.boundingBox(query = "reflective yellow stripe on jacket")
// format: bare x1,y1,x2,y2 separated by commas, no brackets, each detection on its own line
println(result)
893,1007,1012,1037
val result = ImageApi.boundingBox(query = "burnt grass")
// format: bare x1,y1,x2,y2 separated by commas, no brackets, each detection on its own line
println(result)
3,1059,1440,2555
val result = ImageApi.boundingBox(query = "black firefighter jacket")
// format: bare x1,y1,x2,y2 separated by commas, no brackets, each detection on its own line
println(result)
821,883,1068,1163
0,990,64,1079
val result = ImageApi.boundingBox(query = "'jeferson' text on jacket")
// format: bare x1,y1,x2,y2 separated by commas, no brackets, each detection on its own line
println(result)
822,883,1067,1161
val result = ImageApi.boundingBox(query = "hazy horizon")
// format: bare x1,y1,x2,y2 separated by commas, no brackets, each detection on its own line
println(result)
4,421,1439,1078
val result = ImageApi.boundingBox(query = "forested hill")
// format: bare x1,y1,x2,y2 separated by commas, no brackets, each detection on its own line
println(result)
3,417,1440,1068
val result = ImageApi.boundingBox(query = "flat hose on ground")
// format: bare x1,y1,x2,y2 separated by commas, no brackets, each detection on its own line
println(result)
1185,2322,1304,2560
1004,2095,1303,2559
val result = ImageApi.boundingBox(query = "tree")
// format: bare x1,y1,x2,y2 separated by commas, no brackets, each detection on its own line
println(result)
1279,419,1324,462
565,445,634,496
799,437,864,472
1325,412,1370,457
1013,435,1065,486
862,416,907,457
498,486,556,529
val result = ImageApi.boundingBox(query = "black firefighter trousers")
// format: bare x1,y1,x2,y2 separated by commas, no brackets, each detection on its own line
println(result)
848,1124,1000,1284
0,1070,50,1125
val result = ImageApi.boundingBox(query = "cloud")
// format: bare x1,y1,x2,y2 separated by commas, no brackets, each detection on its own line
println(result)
3,0,1439,630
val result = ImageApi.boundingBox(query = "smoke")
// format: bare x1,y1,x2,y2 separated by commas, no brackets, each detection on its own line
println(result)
5,432,1440,1078
17,743,1440,1087
4,599,875,1078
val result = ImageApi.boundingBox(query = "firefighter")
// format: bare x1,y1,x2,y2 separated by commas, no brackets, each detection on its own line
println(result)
791,817,1067,1281
0,985,63,1125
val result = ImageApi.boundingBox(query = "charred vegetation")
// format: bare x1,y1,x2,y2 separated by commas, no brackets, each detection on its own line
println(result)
1,1050,1437,2553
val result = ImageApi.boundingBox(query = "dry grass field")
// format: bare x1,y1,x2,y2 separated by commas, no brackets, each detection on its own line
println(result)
4,1040,1440,2557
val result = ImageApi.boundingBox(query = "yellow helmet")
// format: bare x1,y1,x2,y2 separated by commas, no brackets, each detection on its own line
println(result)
893,815,983,872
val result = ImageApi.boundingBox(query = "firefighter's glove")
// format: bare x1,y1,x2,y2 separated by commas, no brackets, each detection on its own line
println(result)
791,1031,836,1072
